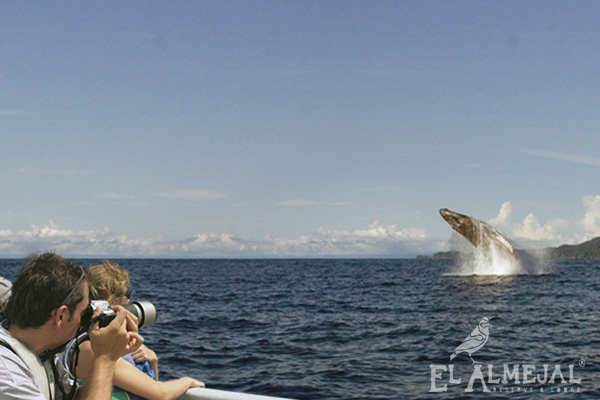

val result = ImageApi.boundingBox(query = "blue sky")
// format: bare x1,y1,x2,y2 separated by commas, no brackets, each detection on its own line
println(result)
2,1,600,257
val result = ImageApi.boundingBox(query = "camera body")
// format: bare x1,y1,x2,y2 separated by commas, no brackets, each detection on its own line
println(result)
90,300,118,328
81,300,157,330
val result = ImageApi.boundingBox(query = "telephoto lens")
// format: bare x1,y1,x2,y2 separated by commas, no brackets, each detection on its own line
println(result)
123,301,157,329
81,300,157,330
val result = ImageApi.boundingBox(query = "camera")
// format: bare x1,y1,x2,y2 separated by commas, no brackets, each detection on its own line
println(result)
81,300,157,330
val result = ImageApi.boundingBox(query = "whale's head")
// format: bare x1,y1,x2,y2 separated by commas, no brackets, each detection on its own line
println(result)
439,208,469,229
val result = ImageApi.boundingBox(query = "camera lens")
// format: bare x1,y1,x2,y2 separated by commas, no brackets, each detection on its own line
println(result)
123,301,157,328
82,300,157,330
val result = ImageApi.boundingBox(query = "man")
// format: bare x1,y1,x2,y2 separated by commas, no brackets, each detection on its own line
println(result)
0,253,144,400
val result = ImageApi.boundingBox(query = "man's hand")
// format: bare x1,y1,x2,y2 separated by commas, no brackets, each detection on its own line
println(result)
88,305,144,361
76,307,143,400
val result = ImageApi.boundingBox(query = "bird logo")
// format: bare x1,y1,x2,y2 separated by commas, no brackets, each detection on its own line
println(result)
450,317,492,364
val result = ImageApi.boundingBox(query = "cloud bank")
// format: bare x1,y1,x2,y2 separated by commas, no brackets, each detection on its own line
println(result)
488,202,568,244
522,149,600,168
485,197,600,247
0,220,436,258
488,204,561,247
2,195,600,258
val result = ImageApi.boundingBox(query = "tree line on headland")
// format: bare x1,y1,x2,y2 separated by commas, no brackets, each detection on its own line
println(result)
545,236,600,259
426,236,600,259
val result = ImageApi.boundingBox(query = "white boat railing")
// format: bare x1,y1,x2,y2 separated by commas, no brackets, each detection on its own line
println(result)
178,387,297,400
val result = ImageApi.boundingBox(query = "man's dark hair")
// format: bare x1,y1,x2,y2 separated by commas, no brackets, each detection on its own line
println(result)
5,252,87,329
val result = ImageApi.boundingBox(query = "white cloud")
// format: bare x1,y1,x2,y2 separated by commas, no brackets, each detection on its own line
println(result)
512,213,566,241
488,201,512,228
523,149,600,168
93,192,147,207
95,192,136,200
11,167,92,176
148,189,226,201
278,199,353,208
278,199,320,207
581,195,600,239
487,201,566,244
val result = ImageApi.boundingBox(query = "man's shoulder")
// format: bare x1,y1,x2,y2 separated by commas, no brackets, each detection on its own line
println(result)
0,330,48,395
0,344,33,376
0,345,45,399
0,328,31,372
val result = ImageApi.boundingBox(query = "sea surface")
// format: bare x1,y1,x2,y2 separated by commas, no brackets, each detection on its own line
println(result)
1,258,599,399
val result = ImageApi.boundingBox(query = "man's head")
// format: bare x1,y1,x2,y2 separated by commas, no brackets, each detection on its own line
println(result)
4,252,88,329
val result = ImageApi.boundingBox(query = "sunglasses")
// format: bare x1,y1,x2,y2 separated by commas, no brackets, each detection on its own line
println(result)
61,265,86,306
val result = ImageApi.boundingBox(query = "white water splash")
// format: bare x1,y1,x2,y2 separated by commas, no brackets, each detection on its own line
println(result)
456,242,522,275
448,241,554,276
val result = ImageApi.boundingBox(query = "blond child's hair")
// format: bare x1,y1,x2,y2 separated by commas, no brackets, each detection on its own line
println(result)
87,260,130,304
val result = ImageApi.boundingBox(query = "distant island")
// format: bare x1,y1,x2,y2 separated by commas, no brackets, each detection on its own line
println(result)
546,236,600,259
425,236,600,259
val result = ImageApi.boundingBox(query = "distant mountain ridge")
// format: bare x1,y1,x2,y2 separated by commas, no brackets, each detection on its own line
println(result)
547,236,600,259
426,236,600,259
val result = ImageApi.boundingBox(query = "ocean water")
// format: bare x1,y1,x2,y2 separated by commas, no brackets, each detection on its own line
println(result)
1,258,599,399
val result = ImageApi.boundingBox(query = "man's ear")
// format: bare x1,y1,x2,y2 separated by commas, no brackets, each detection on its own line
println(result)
54,304,71,327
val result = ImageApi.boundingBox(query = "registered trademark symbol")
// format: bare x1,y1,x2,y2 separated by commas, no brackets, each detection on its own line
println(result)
579,358,585,368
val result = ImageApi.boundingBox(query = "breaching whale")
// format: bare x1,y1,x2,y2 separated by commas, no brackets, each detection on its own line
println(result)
439,208,514,256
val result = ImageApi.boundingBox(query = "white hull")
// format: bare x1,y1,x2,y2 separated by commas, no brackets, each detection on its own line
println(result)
178,387,296,400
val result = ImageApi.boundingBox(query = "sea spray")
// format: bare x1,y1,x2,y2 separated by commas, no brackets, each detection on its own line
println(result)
458,241,521,275
449,244,552,276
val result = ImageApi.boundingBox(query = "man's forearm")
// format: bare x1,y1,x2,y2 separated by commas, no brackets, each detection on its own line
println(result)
75,356,117,400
